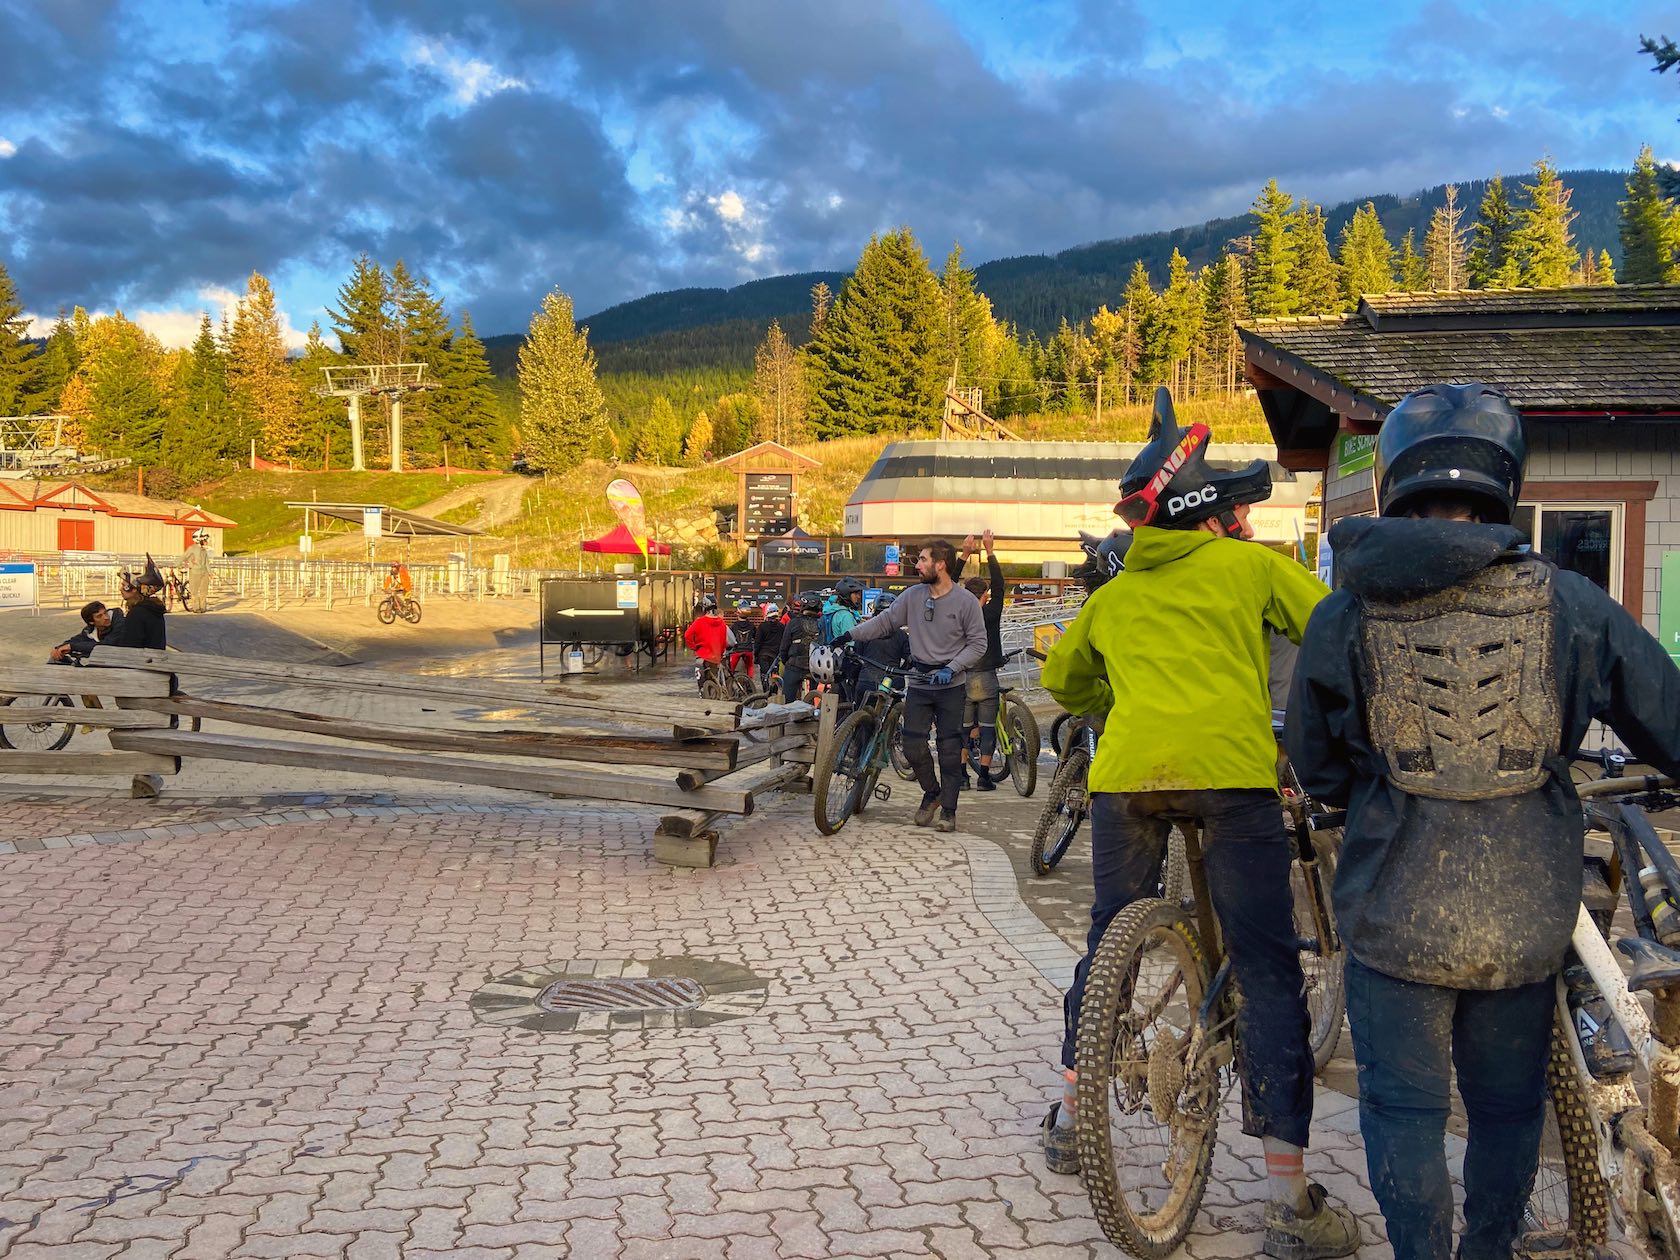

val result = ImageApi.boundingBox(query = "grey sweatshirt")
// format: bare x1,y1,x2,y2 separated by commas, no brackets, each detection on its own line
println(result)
850,581,987,688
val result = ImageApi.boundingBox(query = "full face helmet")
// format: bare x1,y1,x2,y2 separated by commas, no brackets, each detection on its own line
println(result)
870,591,898,616
1116,387,1273,531
1374,382,1526,524
1075,529,1133,593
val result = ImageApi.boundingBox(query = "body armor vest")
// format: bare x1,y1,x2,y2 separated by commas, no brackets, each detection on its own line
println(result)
1358,556,1559,801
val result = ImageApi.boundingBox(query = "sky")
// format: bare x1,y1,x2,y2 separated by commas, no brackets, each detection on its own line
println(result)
2,0,1676,349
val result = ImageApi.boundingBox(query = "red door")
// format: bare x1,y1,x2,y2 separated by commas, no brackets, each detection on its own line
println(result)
57,518,94,551
184,526,199,549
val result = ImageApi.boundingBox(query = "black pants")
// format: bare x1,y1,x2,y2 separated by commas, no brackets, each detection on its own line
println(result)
1062,788,1314,1149
900,683,966,815
1346,955,1553,1260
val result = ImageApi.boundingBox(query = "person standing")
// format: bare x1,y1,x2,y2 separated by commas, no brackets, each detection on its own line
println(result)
110,558,168,650
835,540,986,832
754,601,786,681
957,530,1005,790
181,529,213,613
683,595,729,689
777,591,823,703
1285,383,1680,1260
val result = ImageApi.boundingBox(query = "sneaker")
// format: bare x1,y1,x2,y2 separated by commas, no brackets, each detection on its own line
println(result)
1262,1183,1360,1259
934,814,956,832
914,796,940,827
1040,1104,1079,1175
975,773,997,792
957,774,971,791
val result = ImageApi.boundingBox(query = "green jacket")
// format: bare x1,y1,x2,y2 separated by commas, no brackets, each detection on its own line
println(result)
1042,527,1329,793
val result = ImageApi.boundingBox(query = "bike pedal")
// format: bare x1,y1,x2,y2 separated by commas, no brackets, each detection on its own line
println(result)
873,783,892,802
1511,1231,1576,1260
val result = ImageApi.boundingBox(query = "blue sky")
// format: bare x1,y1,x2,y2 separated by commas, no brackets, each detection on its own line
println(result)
1,0,1674,348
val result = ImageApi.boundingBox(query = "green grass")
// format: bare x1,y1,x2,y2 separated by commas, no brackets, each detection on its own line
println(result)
190,470,479,553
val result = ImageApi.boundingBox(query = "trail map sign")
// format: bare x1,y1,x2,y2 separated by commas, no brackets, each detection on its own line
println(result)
744,473,794,537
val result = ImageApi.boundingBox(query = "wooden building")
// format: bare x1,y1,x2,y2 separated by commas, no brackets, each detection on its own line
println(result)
1240,287,1680,634
0,481,234,557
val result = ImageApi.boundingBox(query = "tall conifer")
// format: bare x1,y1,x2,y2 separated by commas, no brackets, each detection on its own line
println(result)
1338,203,1396,306
517,288,605,472
1509,158,1580,287
1290,205,1341,314
1468,177,1520,288
1619,145,1679,283
1247,180,1298,318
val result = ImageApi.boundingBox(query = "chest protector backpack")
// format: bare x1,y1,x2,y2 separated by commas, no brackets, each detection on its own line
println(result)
1358,555,1560,801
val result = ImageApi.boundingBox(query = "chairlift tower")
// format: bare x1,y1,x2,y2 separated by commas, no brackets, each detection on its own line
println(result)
316,364,436,472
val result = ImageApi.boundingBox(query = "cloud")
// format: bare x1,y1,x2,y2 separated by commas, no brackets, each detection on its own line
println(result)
23,285,310,351
408,38,526,105
0,138,14,158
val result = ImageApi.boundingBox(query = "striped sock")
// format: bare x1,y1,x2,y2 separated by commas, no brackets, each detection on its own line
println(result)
1262,1137,1311,1213
1054,1069,1077,1128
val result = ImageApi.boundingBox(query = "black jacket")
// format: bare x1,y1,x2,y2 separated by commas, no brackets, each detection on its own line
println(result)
778,613,820,671
1285,517,1680,989
754,615,785,664
59,610,125,661
109,597,167,650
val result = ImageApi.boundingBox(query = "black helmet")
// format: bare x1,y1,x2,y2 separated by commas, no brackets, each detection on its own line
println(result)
835,576,864,600
1116,387,1272,530
798,590,823,615
1075,529,1132,593
871,591,897,614
698,594,717,613
1375,382,1526,524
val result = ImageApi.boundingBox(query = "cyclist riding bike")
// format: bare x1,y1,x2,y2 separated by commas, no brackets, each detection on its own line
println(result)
1040,388,1353,1259
385,561,413,604
1285,383,1680,1260
824,577,867,700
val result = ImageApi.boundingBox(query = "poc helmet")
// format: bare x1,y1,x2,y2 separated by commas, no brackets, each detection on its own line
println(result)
835,576,865,603
798,590,823,616
1075,529,1132,593
1116,387,1272,531
1374,382,1526,524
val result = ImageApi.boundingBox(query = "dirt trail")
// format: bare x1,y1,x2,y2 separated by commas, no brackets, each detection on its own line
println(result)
410,475,531,531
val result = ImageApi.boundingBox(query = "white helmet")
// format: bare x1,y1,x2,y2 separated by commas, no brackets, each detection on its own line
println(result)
808,644,838,683
192,529,210,544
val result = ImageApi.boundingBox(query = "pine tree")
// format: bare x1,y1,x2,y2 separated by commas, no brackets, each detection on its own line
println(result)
1599,249,1618,285
809,282,832,337
1510,158,1580,287
433,312,506,467
1423,185,1469,289
389,261,454,461
33,311,79,413
633,395,683,464
1397,230,1429,291
1202,252,1248,394
330,254,398,363
1247,180,1298,318
0,261,40,416
939,244,994,389
160,313,236,480
227,272,302,460
805,228,944,436
1338,203,1396,306
289,322,345,467
73,314,166,462
517,288,606,472
1468,176,1520,288
1619,145,1680,284
1290,204,1342,314
1158,249,1202,396
683,411,714,465
752,319,804,444
1120,260,1156,400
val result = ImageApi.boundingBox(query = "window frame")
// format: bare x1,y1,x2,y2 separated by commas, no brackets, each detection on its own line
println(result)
1512,500,1623,600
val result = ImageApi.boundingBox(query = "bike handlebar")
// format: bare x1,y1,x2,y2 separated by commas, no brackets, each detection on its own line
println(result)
1577,773,1678,798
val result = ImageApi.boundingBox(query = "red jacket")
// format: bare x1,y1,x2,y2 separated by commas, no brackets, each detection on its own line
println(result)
684,614,728,664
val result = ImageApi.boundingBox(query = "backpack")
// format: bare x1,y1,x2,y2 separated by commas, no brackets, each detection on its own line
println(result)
818,605,839,646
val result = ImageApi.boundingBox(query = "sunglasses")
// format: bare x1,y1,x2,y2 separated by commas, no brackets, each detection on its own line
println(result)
924,598,935,622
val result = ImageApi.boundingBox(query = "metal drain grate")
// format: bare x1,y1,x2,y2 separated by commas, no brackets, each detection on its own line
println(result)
537,977,705,1014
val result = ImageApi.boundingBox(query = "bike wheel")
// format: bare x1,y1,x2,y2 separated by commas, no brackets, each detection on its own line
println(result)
813,710,876,836
403,601,422,624
1161,826,1187,905
377,599,397,625
1525,1001,1611,1250
1076,898,1217,1258
1293,829,1347,1072
0,694,76,752
1029,747,1089,876
580,643,605,667
741,690,772,712
887,707,917,782
1003,697,1040,796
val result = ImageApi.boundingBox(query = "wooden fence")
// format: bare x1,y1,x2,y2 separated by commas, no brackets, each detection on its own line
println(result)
0,648,819,868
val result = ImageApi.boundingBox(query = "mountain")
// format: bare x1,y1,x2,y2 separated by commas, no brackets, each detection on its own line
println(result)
483,169,1632,374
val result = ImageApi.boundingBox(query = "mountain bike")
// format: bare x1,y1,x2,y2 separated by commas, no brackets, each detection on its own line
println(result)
891,655,1040,796
812,652,935,836
699,658,770,710
1517,769,1680,1259
1072,751,1347,1255
377,589,422,625
0,692,78,751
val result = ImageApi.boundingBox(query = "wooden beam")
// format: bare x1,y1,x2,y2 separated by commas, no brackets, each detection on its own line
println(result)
108,729,758,814
676,734,809,789
0,750,179,775
119,695,740,771
655,808,723,839
0,665,174,699
0,706,169,729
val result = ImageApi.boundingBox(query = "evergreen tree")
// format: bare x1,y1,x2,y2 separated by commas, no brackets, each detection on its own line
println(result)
1290,204,1342,314
1424,185,1469,289
1247,180,1298,318
227,272,302,460
1468,176,1520,288
0,261,40,416
683,411,714,465
517,288,606,472
1599,249,1618,285
939,244,994,388
74,314,166,462
290,322,344,467
633,395,684,464
1158,249,1202,396
433,312,506,467
809,282,832,337
1120,260,1156,399
805,228,944,436
1202,252,1248,394
1087,303,1125,409
1619,145,1680,284
161,313,235,480
752,319,804,444
1510,158,1580,287
34,311,79,412
1338,203,1396,306
1397,230,1429,291
330,254,398,362
390,261,453,460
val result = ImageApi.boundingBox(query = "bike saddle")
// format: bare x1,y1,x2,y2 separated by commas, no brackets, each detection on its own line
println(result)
1616,935,1680,992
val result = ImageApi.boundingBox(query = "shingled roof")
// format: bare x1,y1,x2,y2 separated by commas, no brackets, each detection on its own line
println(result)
1241,285,1680,417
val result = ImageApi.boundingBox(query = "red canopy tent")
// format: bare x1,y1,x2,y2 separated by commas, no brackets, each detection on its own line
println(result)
580,522,672,557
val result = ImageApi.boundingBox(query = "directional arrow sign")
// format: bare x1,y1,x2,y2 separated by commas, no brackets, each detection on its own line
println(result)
555,607,626,616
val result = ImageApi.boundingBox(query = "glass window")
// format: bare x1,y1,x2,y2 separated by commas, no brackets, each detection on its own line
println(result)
1514,503,1619,595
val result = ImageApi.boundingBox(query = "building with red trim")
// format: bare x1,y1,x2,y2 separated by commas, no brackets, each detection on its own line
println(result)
0,482,235,557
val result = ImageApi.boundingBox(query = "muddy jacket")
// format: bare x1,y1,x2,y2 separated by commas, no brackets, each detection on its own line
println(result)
1286,517,1680,989
1043,526,1328,793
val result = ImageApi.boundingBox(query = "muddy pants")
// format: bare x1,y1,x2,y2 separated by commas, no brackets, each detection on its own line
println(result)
900,682,966,816
1062,789,1314,1148
1346,955,1552,1260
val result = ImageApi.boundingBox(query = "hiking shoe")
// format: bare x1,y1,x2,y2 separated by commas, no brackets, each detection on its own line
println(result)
1262,1183,1360,1259
934,814,957,832
914,796,940,827
975,774,997,792
957,774,971,791
1040,1104,1079,1175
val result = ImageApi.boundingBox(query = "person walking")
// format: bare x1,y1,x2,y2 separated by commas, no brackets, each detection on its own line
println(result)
1285,382,1680,1260
956,530,1005,790
834,540,986,832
